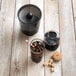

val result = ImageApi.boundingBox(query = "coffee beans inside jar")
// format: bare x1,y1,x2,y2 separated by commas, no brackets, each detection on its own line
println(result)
44,31,60,51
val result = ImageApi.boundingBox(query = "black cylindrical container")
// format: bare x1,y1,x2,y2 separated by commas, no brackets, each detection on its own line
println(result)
18,4,42,36
30,39,45,63
44,31,60,51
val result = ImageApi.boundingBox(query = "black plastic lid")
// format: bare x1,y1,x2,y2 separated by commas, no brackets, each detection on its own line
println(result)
18,4,42,24
44,31,60,46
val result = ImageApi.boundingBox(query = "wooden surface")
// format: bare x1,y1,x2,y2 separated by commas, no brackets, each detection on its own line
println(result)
0,0,76,76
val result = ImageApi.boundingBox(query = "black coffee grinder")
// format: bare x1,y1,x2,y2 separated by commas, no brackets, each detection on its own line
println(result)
18,4,42,36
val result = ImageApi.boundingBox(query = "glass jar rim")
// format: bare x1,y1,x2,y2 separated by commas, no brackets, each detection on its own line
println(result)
30,38,45,54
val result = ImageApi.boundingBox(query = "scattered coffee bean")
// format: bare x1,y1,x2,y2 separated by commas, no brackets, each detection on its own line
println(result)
49,59,53,63
43,62,48,66
48,63,52,67
51,63,55,68
50,68,55,72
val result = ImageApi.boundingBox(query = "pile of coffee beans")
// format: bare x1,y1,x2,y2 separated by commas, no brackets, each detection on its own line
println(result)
43,51,62,72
